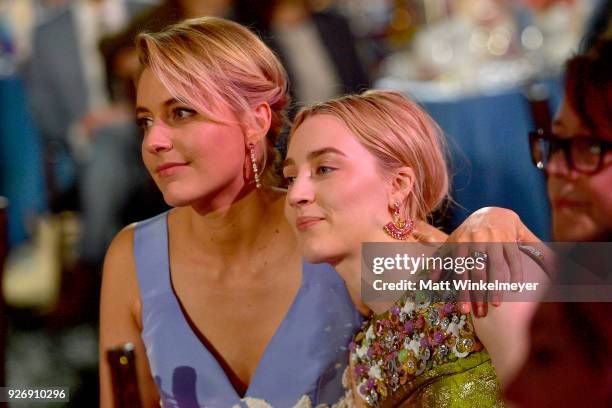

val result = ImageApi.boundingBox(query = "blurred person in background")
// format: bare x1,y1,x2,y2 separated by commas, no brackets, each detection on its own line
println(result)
504,37,612,407
23,0,156,260
528,37,612,242
234,0,370,110
100,0,235,107
233,0,370,160
4,1,155,403
21,0,156,318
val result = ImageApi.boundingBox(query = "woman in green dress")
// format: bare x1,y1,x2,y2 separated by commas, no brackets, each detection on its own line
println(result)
282,90,549,407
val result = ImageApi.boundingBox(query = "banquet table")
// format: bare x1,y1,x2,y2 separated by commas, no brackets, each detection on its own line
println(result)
376,78,563,240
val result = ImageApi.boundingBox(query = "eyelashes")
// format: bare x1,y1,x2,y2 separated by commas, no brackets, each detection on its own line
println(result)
316,166,335,175
283,165,337,185
172,107,196,120
135,107,197,137
136,117,153,136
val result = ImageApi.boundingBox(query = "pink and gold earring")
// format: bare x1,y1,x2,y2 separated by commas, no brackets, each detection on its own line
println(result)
249,143,262,189
383,201,414,240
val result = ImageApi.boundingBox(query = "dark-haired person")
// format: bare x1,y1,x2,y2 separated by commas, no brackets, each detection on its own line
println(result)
505,38,612,407
528,38,612,242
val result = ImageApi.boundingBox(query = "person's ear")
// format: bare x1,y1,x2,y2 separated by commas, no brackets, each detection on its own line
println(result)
387,166,415,208
245,102,272,146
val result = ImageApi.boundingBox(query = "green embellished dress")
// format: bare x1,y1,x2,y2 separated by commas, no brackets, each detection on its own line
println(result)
348,290,504,407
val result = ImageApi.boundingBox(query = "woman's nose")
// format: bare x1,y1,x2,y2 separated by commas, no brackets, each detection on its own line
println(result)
143,123,173,154
546,149,573,178
287,174,315,208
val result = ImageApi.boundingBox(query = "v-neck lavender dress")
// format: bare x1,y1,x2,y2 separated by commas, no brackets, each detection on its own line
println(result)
134,212,363,407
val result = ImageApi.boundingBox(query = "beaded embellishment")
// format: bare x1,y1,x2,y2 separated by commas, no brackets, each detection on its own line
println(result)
348,290,483,406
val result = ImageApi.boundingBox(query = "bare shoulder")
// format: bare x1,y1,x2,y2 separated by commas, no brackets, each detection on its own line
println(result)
100,223,160,407
107,223,136,256
101,224,140,319
103,224,137,284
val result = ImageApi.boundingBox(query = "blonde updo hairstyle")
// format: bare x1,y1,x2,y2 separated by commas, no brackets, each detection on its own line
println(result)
136,17,289,186
291,90,449,223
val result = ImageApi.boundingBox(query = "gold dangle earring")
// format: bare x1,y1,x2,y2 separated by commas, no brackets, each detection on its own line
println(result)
249,143,262,189
383,201,415,240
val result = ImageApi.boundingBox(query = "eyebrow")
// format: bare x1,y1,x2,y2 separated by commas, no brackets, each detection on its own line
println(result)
282,147,347,168
552,118,593,137
135,98,182,115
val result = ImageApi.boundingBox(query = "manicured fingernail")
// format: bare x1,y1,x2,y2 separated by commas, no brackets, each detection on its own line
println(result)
477,304,484,317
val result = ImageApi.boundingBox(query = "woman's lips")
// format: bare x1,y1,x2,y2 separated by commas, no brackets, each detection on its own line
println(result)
156,162,188,177
553,198,589,210
296,217,324,232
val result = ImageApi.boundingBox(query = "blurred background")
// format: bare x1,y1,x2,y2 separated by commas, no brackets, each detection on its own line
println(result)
0,0,607,406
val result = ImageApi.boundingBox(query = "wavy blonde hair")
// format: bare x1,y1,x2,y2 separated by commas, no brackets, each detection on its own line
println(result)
136,17,289,186
291,90,449,221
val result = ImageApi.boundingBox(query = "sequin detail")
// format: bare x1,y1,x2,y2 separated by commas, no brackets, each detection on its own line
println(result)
350,291,484,406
